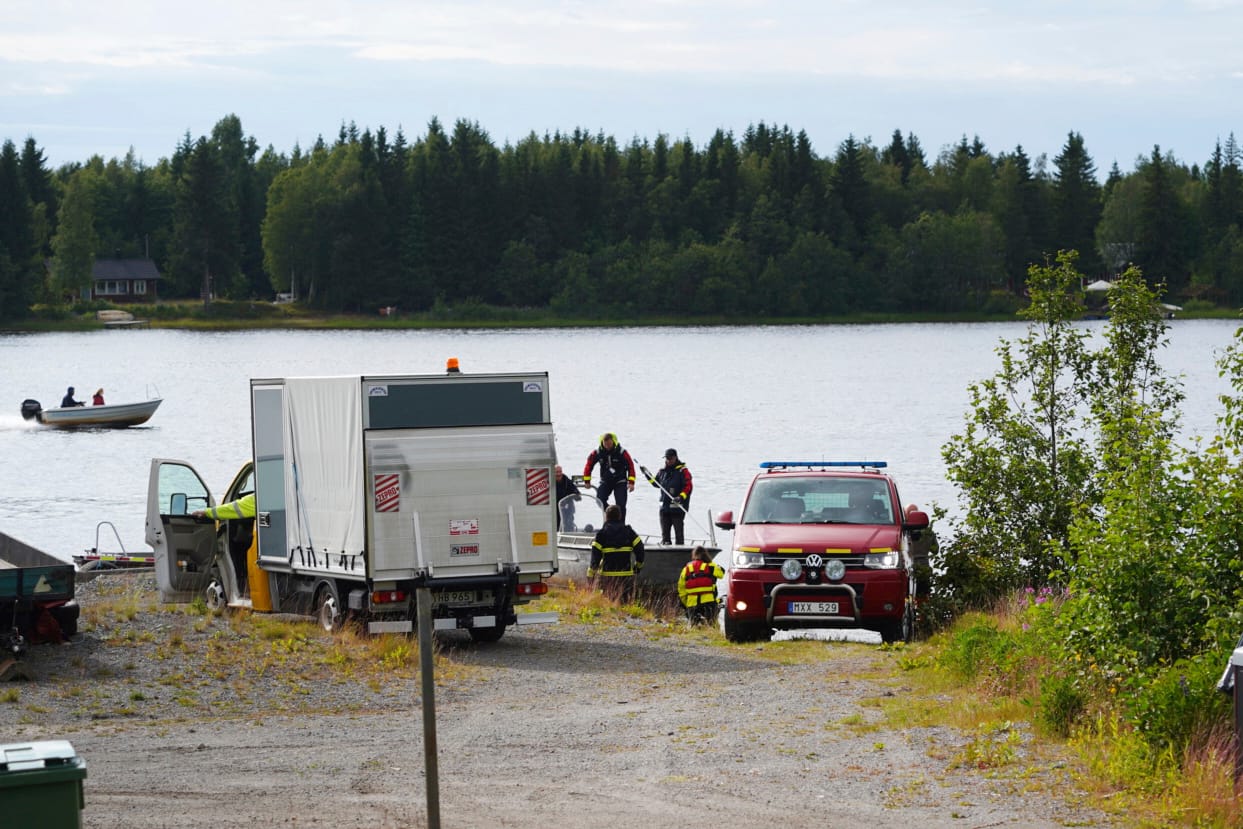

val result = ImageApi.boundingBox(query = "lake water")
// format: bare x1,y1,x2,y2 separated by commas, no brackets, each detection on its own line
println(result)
1,320,1237,562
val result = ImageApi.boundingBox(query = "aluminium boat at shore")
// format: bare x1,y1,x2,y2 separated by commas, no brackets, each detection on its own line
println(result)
556,494,720,587
20,397,162,428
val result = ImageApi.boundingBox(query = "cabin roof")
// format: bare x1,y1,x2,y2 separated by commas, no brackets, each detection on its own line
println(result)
92,258,163,281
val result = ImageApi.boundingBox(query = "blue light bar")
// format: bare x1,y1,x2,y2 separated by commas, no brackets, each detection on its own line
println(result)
759,461,888,469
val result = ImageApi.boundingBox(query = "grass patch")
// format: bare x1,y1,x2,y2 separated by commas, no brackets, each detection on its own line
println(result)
949,721,1022,770
891,596,1243,826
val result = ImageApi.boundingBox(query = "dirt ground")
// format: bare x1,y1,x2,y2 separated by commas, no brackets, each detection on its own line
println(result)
0,575,1113,829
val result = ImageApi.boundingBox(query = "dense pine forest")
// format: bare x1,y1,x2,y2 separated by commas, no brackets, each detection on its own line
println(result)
1,114,1241,320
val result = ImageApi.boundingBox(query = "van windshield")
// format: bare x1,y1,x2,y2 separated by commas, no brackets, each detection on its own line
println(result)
740,476,893,525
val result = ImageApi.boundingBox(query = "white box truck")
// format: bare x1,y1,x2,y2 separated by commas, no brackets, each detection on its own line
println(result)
145,372,559,640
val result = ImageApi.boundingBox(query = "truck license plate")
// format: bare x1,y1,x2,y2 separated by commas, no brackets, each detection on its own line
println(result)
439,590,490,604
789,601,839,614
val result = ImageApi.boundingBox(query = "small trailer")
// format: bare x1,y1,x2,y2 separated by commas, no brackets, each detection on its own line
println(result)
145,371,559,640
0,530,79,662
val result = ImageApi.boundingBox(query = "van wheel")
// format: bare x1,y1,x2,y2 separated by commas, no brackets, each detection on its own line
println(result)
723,614,769,643
881,603,914,644
315,581,343,633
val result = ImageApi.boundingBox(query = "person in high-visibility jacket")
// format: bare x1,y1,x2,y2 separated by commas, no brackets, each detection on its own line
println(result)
677,545,724,625
589,504,645,601
190,491,274,612
192,493,256,520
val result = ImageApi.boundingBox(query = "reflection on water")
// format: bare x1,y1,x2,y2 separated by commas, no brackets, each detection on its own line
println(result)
0,320,1236,561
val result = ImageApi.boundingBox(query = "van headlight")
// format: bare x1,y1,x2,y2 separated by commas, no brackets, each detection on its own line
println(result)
780,558,803,581
733,550,765,568
864,550,900,569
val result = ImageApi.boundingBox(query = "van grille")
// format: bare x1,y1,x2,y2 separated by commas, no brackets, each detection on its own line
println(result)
764,552,864,567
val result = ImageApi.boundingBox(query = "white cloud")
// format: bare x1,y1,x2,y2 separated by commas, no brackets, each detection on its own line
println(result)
1,81,72,96
2,0,1240,168
3,1,1240,84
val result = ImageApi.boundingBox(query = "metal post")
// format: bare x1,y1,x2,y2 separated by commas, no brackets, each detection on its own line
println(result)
1235,655,1243,786
417,587,441,828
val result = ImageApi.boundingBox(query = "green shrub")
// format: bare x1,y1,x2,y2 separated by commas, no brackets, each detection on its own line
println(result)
981,289,1024,315
938,615,1019,682
29,304,77,320
1124,655,1231,757
1037,673,1085,737
195,300,283,320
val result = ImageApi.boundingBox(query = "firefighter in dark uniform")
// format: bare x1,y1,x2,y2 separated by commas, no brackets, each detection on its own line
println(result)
677,545,724,625
583,432,636,521
588,504,645,601
650,448,693,544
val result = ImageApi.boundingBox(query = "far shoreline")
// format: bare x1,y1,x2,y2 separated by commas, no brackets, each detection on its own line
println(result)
3,301,1239,334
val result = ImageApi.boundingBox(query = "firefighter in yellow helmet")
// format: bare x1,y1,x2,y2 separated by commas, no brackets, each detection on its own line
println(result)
582,432,636,521
677,545,724,625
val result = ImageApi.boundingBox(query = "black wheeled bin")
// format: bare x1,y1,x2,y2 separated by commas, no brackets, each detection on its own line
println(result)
0,740,86,828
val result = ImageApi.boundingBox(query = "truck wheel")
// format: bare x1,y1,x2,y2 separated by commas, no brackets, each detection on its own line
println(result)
468,625,505,644
205,569,226,612
315,581,343,633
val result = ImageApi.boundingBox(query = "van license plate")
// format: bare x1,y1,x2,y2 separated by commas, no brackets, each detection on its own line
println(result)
789,601,838,614
440,590,490,604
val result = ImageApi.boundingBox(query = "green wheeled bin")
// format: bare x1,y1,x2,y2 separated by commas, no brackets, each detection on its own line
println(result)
0,740,86,828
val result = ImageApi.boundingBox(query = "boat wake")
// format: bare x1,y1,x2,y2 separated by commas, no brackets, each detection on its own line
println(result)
0,414,40,431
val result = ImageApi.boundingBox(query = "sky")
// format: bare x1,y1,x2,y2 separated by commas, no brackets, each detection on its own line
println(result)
3,0,1242,175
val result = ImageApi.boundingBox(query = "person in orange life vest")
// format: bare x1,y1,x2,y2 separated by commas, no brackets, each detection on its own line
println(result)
583,432,636,521
588,504,645,602
649,448,692,544
92,388,105,406
677,544,724,625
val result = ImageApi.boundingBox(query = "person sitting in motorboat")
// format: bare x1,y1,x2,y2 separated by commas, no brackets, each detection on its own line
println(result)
61,386,85,407
92,388,105,406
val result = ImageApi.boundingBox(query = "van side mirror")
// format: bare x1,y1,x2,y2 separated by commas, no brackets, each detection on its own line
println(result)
714,510,735,531
903,510,929,531
170,493,188,516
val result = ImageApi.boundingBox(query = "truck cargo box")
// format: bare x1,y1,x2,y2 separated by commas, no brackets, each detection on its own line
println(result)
251,373,557,582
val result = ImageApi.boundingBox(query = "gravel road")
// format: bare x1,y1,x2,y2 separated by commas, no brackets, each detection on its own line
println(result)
0,574,1112,828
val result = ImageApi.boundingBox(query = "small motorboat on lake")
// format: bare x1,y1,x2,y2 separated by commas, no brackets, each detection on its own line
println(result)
20,397,162,429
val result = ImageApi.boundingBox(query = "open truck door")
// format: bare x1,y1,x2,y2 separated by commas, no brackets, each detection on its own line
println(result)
145,458,219,603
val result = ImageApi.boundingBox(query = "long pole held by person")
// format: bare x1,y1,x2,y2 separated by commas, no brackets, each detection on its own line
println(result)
638,457,714,539
639,463,687,514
